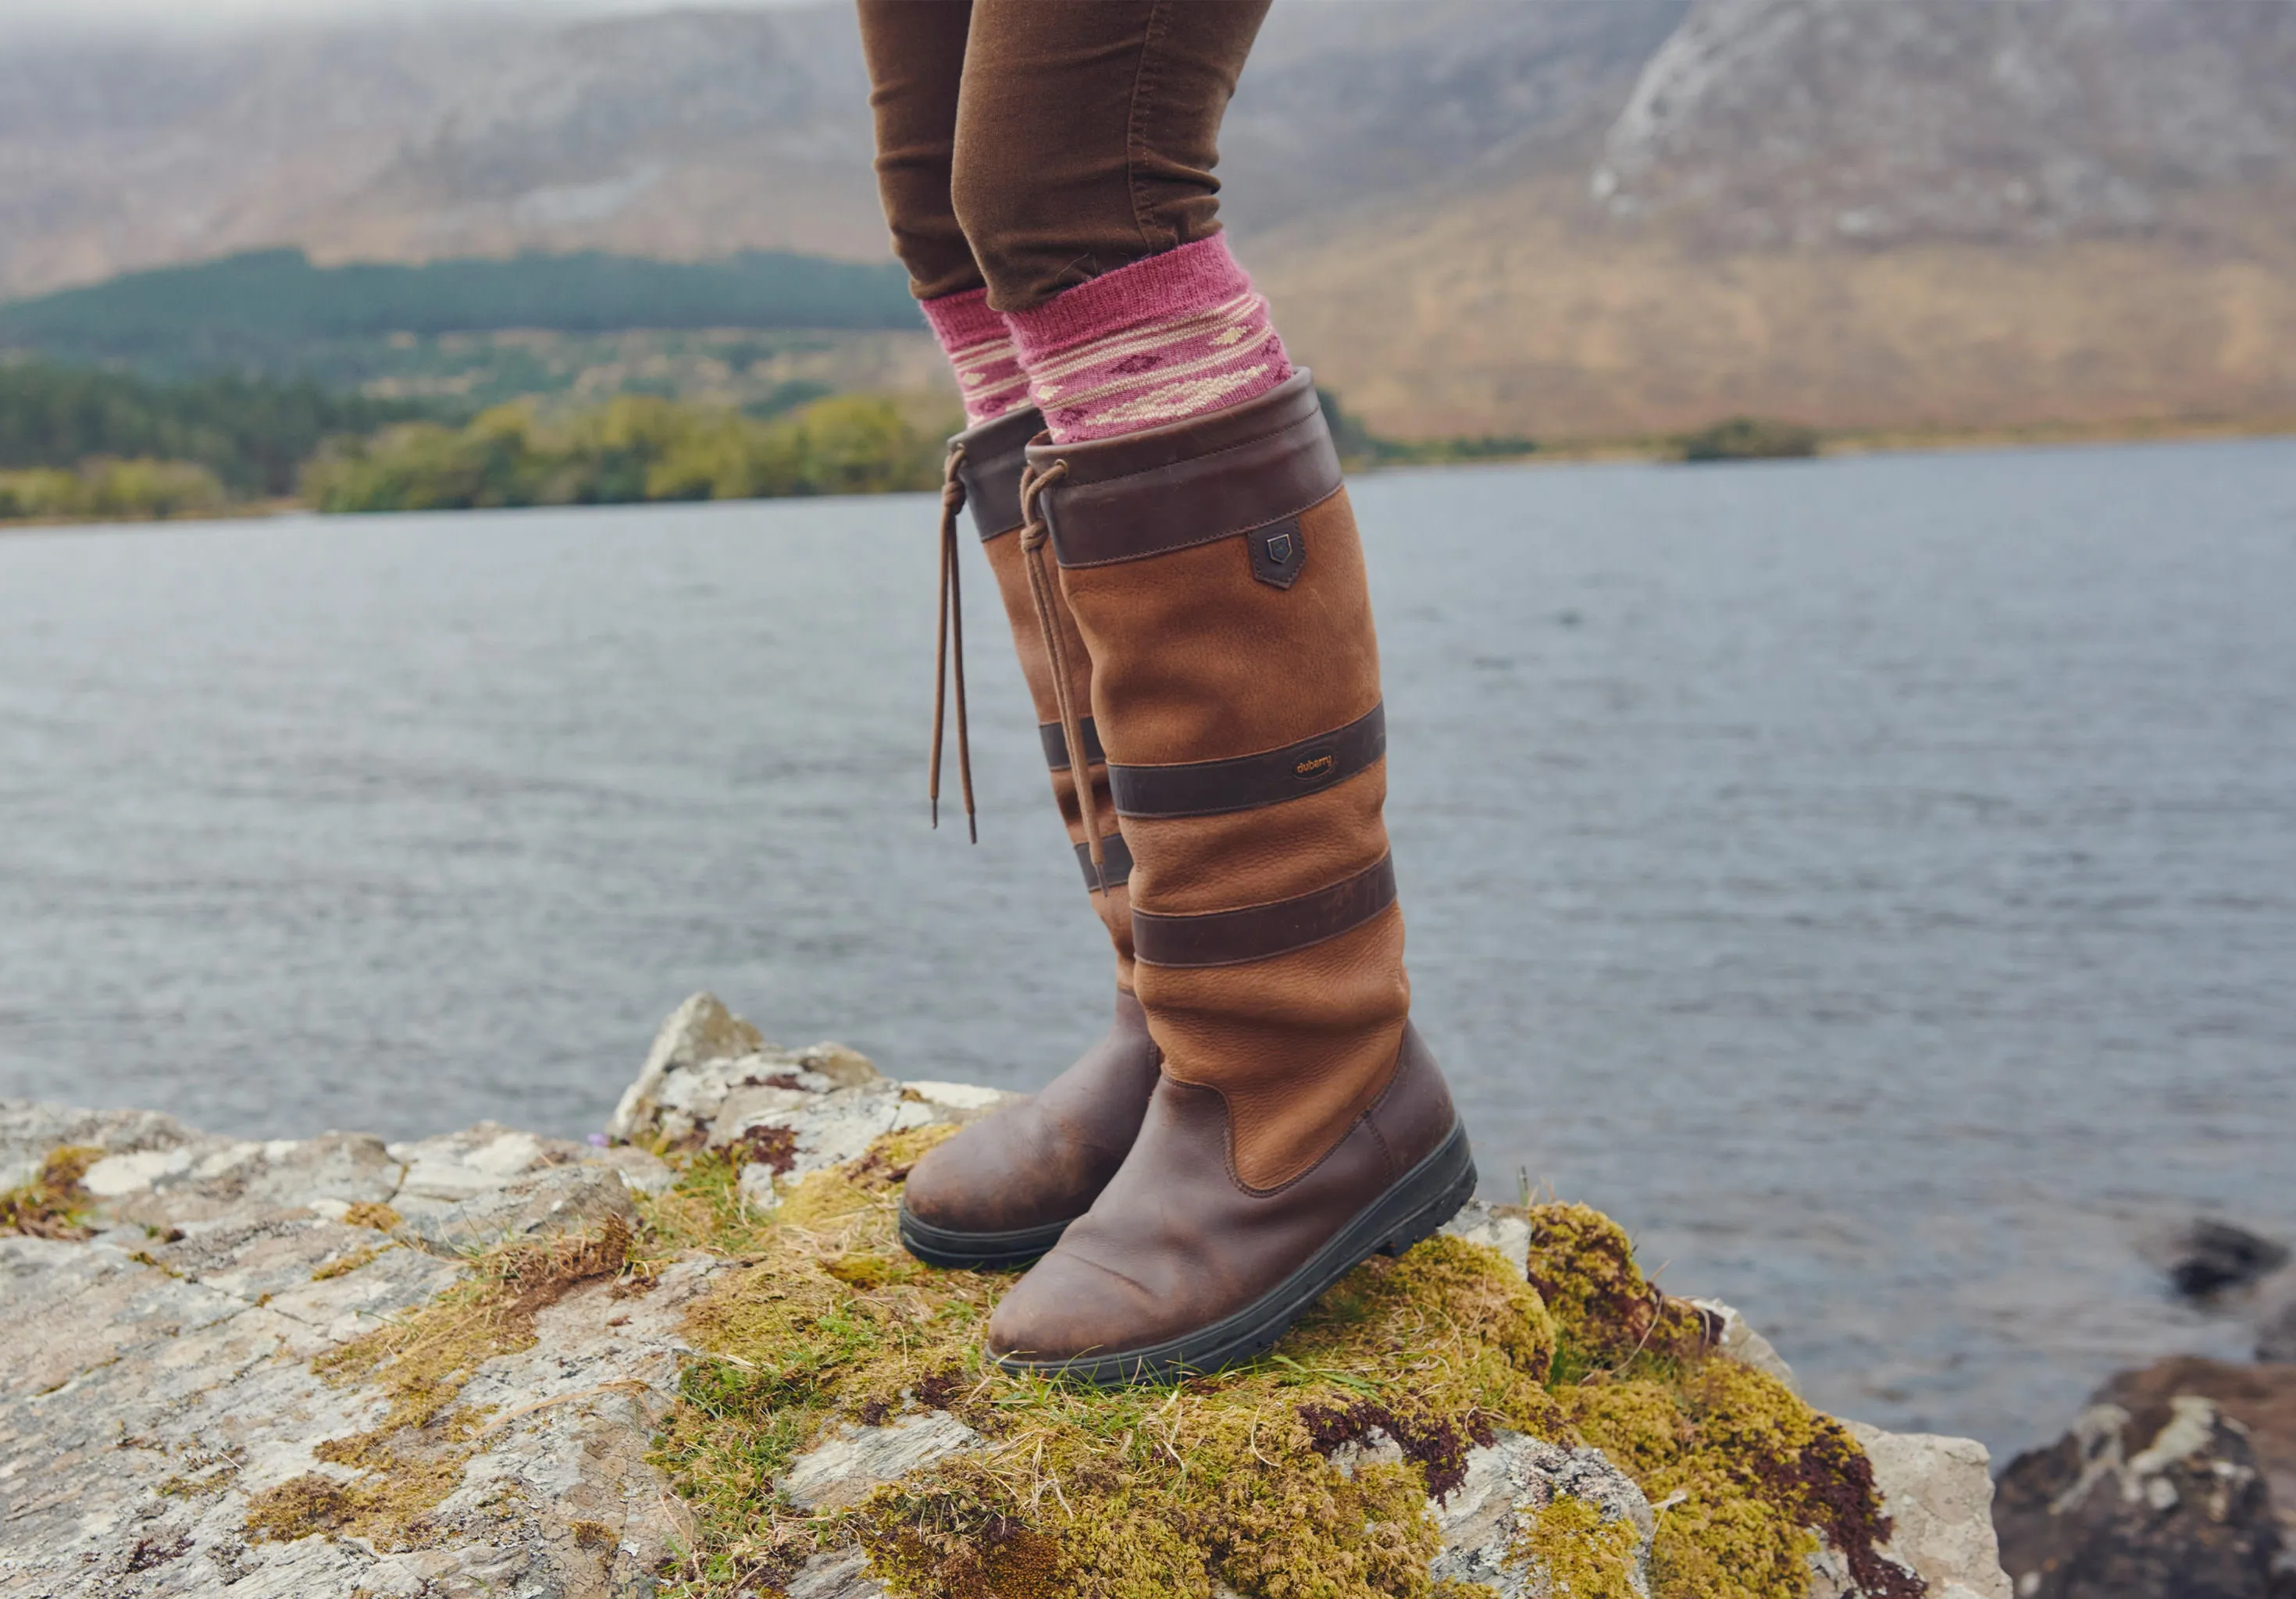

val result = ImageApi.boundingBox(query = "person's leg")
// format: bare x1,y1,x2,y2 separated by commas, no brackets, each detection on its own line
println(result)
953,0,1290,440
939,1,1474,1378
856,0,979,306
856,0,1029,423
950,0,1271,309
857,0,1157,1266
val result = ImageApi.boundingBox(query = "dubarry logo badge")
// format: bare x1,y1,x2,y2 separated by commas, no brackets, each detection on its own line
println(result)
1250,515,1304,589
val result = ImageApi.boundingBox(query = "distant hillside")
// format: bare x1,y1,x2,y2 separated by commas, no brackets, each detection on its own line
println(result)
0,249,918,372
4,0,2294,438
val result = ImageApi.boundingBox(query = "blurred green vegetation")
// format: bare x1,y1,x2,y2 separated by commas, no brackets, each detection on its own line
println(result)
302,394,947,514
1677,417,1823,462
0,458,229,522
0,361,435,496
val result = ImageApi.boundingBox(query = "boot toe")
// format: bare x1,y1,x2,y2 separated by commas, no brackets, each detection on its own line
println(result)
986,1241,1172,1366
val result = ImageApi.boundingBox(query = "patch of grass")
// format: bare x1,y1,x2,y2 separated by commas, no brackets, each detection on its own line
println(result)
0,1145,104,1240
343,1201,402,1231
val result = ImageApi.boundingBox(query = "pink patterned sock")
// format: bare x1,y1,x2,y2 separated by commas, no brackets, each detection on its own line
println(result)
921,287,1030,425
1006,235,1293,443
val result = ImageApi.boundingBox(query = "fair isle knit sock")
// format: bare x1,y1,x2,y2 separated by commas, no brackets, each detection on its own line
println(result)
1007,235,1293,443
922,287,1030,425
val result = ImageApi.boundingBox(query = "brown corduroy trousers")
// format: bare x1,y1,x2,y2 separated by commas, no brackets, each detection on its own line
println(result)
855,0,1272,312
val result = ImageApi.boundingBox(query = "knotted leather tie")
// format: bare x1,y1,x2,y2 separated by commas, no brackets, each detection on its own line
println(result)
929,442,976,842
927,449,1107,893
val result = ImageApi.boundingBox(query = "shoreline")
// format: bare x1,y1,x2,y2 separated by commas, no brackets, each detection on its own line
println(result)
5,413,2291,535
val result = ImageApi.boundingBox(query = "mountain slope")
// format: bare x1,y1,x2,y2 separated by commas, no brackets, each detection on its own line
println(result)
3,0,2293,437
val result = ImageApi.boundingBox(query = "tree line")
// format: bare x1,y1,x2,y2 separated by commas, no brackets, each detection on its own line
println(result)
0,362,431,498
0,250,918,375
0,360,946,521
302,394,943,512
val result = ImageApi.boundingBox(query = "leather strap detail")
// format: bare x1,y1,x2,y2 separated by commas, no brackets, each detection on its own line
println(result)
1132,854,1396,969
1110,703,1384,819
1025,372,1342,569
1076,830,1134,892
951,406,1045,542
1039,716,1107,772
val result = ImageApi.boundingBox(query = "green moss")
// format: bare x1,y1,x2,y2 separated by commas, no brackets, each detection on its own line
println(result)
1523,1202,1709,1380
244,1216,637,1551
1522,1203,1912,1599
638,1170,1913,1599
1512,1496,1642,1599
0,1145,103,1240
648,1122,1550,1599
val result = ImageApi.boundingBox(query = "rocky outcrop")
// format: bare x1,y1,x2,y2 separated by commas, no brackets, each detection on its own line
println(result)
1595,0,2296,248
1813,1426,2010,1599
0,994,2011,1599
1993,1389,2287,1599
2142,1219,2291,1303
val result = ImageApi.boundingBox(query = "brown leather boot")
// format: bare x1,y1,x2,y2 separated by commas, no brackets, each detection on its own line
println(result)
984,372,1476,1382
898,405,1161,1269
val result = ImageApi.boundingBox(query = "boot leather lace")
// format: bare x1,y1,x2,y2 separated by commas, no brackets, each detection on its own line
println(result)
1018,458,1107,893
929,443,976,842
928,448,1105,892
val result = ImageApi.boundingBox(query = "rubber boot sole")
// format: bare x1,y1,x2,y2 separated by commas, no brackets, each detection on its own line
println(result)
990,1120,1477,1385
898,1208,1072,1271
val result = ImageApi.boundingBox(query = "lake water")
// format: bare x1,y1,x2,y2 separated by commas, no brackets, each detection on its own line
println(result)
4,438,2292,1462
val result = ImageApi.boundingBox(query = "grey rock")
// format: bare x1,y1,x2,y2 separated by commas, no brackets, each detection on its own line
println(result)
0,1102,209,1191
83,1131,402,1230
1808,1423,2009,1599
606,989,890,1156
1445,1198,1533,1277
1597,0,2296,248
1429,1430,1656,1598
2144,1218,2293,1301
1688,1295,1800,1392
784,1546,887,1599
610,990,765,1144
390,1121,586,1207
396,1162,639,1259
779,1410,984,1512
1993,1395,2284,1599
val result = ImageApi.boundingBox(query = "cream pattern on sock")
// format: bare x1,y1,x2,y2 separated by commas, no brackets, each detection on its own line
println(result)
1007,237,1292,443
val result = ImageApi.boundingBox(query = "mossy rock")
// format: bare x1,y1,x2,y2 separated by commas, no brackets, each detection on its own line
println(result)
244,1113,1907,1596
629,1141,1911,1598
